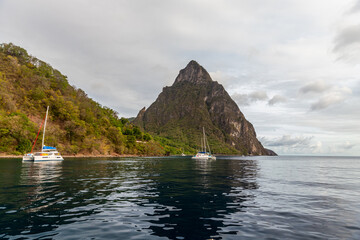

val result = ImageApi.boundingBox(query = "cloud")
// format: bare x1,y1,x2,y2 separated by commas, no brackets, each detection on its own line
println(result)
0,0,359,155
209,70,238,87
333,24,360,63
298,81,353,111
260,135,328,154
310,86,352,111
311,141,323,154
260,135,313,148
338,141,355,150
348,0,360,13
311,96,344,111
268,95,287,106
333,1,360,63
249,91,268,101
299,80,331,94
232,91,268,106
328,141,356,154
232,93,250,106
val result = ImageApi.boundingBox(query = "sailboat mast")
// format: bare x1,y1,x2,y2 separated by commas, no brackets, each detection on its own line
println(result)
207,140,211,155
41,106,49,151
203,127,206,153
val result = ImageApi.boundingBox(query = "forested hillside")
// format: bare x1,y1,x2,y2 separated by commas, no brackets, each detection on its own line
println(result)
0,43,169,156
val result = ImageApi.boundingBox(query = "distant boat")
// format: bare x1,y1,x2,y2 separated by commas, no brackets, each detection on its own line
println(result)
180,148,186,156
22,106,64,161
192,127,216,160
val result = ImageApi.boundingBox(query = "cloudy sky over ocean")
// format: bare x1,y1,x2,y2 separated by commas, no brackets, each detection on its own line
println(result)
1,0,359,155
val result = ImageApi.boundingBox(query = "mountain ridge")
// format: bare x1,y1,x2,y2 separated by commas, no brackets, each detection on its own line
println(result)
134,60,276,156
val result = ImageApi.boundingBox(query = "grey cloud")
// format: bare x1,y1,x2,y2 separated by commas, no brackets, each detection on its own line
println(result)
268,95,286,106
260,135,313,147
232,93,251,106
348,0,360,13
298,80,352,111
333,1,360,63
249,91,268,101
310,87,352,111
310,96,343,111
232,91,268,106
300,81,331,94
333,24,360,61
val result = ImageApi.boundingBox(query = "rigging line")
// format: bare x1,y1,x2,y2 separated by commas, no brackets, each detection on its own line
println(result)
30,112,47,153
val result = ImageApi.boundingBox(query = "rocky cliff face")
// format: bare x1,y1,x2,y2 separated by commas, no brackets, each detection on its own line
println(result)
133,60,276,155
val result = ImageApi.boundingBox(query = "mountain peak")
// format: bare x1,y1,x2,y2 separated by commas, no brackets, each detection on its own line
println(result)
174,60,212,85
187,60,201,68
134,61,276,156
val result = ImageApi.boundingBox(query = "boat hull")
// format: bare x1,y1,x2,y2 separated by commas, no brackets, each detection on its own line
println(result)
33,156,64,161
22,155,34,161
192,156,216,160
191,152,216,160
23,150,64,162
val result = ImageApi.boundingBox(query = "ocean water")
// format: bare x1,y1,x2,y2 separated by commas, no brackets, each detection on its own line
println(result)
0,156,359,240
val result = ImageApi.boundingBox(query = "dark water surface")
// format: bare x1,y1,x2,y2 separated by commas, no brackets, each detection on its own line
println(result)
0,156,360,239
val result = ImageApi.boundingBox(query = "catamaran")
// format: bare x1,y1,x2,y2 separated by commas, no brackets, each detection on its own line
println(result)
192,127,216,160
22,106,63,161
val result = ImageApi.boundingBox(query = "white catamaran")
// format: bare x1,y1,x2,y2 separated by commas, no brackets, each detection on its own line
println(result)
22,106,63,161
192,127,216,160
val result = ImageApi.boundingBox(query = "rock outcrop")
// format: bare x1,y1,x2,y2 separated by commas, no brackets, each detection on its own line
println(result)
133,60,276,155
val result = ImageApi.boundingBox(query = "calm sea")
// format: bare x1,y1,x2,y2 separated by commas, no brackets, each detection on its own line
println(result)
0,156,359,239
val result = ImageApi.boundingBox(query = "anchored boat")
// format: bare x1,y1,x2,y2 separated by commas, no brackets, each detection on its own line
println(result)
22,106,63,161
192,127,216,160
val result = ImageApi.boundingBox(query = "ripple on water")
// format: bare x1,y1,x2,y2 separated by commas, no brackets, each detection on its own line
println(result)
1,157,360,239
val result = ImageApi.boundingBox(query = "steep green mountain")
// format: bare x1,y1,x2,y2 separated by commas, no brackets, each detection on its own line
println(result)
133,61,276,156
0,43,165,156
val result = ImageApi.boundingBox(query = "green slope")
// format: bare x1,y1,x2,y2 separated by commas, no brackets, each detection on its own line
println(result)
0,43,169,156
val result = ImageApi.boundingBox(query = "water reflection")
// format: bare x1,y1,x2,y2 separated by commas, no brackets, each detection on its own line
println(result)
142,157,259,239
0,157,259,239
0,161,64,236
1,156,360,239
21,161,63,213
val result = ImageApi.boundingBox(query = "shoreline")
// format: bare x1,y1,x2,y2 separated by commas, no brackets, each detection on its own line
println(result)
0,153,277,159
0,154,146,159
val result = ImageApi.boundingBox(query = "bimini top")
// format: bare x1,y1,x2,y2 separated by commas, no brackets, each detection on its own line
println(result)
43,146,57,150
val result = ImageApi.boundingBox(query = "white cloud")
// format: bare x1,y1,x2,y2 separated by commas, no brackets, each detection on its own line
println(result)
311,141,323,154
339,141,355,150
327,141,356,154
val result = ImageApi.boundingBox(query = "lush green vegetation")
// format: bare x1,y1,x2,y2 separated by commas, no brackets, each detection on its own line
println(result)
133,82,244,155
0,43,183,156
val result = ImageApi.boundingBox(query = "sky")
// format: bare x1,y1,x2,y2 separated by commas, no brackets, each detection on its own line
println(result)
1,0,359,155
